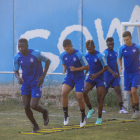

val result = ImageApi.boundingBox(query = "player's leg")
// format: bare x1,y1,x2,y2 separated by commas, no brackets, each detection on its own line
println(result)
95,86,104,124
102,89,108,102
62,84,72,125
128,91,135,112
130,74,140,118
76,92,86,127
131,87,139,119
30,85,49,126
114,86,129,114
83,82,95,119
22,95,39,133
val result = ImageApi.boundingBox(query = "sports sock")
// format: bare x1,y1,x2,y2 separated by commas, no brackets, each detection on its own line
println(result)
132,105,135,112
87,104,92,110
98,114,102,118
63,107,68,119
119,102,123,110
80,108,86,122
135,103,139,111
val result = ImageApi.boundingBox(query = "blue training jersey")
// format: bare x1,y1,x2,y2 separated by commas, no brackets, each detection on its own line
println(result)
103,48,118,75
84,51,107,80
118,43,140,73
14,49,49,85
60,49,88,80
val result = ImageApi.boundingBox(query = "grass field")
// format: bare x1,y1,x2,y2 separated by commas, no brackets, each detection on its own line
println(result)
0,104,140,140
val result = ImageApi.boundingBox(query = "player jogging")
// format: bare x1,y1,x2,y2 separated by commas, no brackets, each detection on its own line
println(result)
102,37,128,114
60,39,89,127
84,40,108,124
14,38,50,132
118,31,140,118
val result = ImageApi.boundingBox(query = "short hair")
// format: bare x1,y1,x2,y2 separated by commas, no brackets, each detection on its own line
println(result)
63,39,72,47
18,38,28,44
86,40,95,47
106,37,114,43
122,31,131,37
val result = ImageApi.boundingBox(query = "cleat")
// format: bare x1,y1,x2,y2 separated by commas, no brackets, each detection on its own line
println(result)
43,109,49,126
95,118,102,124
131,111,139,119
63,116,69,125
119,109,129,114
102,110,106,113
32,124,39,133
86,109,95,119
80,117,86,127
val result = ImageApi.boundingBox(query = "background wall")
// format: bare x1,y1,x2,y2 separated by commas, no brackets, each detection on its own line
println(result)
0,0,140,85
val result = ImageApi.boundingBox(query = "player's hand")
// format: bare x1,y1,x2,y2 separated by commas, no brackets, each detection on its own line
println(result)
118,75,120,81
112,73,119,79
85,72,87,76
69,66,77,71
37,75,45,87
18,78,24,84
119,67,123,74
89,74,98,80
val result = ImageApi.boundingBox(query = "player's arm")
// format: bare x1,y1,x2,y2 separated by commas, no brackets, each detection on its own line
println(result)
62,64,67,74
14,71,24,84
118,58,123,74
69,65,89,71
90,53,108,80
37,59,50,87
89,65,108,80
108,66,119,79
37,52,50,87
14,55,24,84
69,53,89,71
116,62,120,80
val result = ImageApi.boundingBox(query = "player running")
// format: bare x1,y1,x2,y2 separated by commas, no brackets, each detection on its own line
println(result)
102,37,129,114
60,39,89,127
14,38,50,132
84,40,108,124
118,31,140,118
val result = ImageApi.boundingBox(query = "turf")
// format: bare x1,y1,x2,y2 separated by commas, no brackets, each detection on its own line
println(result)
0,106,140,140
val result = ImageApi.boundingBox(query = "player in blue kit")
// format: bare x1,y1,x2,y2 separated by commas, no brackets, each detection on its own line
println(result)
118,31,140,118
60,39,89,127
102,37,129,114
83,40,108,124
14,38,50,132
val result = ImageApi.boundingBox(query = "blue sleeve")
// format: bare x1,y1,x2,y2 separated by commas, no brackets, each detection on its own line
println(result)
14,54,20,71
118,46,123,58
60,52,66,64
32,50,48,62
135,44,140,54
102,50,108,62
97,53,107,67
76,52,88,66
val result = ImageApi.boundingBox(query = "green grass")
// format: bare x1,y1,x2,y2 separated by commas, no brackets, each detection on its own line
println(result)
0,104,140,140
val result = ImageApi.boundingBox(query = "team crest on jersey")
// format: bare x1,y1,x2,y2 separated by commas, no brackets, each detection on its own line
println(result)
110,54,112,56
65,57,67,60
20,61,23,63
115,53,117,56
94,58,97,62
30,58,34,62
73,57,76,61
132,49,136,52
87,58,89,60
124,50,127,52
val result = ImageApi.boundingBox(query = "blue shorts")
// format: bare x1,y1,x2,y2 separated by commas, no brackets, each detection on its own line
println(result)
104,75,120,89
21,83,42,98
86,76,105,88
63,75,85,93
124,72,140,91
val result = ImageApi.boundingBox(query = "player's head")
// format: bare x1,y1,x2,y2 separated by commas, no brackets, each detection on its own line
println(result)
86,40,95,53
63,39,73,54
18,38,28,55
106,37,114,51
122,31,132,46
